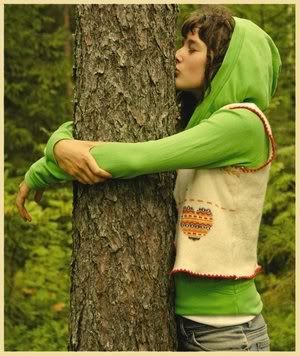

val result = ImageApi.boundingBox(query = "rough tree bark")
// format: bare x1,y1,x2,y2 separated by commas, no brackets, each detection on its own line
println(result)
63,5,73,100
70,4,179,351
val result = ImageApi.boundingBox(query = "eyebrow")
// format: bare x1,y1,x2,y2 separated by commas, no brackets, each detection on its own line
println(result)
184,39,201,48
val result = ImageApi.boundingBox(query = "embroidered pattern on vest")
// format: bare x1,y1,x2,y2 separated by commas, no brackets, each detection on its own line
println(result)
180,205,213,240
178,198,236,212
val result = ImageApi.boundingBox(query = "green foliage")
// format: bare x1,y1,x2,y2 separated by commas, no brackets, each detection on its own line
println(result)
256,272,295,351
5,177,73,351
4,5,73,172
255,144,295,351
259,145,295,273
4,5,74,350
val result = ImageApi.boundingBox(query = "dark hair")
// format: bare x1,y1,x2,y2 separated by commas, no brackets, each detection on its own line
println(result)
177,6,235,126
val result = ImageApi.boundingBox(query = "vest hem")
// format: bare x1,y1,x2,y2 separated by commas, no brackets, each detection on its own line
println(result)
170,265,262,279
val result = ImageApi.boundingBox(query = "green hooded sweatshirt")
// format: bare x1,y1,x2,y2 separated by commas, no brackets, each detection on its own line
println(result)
24,17,281,316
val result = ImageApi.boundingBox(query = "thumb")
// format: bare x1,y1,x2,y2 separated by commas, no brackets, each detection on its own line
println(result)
34,190,44,203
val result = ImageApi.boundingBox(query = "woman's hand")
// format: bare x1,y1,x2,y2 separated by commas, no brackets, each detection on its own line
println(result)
16,181,44,222
54,139,112,184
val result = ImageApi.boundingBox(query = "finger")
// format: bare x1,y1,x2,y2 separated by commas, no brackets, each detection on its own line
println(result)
17,200,32,222
34,190,44,203
87,172,109,184
16,185,32,222
73,172,107,185
78,164,105,184
86,155,112,178
96,177,108,183
16,201,26,221
75,172,93,185
16,192,26,218
16,196,32,222
81,166,98,184
22,207,32,222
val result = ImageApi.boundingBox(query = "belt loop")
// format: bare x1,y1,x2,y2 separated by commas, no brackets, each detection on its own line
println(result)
179,317,189,339
247,314,259,328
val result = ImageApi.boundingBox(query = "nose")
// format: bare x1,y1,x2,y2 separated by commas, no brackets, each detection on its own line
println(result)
176,47,183,63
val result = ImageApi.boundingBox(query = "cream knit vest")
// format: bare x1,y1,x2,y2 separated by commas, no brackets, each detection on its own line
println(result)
171,103,275,279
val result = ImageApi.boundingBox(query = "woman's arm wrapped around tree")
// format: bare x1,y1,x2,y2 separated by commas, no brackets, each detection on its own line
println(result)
45,107,267,181
17,107,268,221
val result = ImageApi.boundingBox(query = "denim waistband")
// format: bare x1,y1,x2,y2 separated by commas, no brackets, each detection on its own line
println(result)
177,313,264,330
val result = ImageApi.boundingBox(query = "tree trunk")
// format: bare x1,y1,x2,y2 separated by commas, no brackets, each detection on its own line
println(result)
63,5,73,100
70,4,179,351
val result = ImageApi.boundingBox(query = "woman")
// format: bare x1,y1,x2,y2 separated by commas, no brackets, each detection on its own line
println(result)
16,6,281,352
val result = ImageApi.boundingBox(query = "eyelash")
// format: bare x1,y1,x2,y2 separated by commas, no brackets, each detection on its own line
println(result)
179,40,197,53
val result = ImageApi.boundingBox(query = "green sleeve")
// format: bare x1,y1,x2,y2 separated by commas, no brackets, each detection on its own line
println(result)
24,156,73,190
45,121,74,164
26,108,268,189
24,121,74,189
89,108,268,178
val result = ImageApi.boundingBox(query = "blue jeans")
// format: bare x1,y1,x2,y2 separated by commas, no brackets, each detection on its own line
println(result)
176,314,270,351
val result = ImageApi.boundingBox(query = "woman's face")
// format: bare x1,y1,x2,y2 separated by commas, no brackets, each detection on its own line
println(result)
175,29,207,97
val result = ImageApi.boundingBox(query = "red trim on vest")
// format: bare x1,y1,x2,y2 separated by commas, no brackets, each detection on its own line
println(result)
170,265,263,280
226,104,276,172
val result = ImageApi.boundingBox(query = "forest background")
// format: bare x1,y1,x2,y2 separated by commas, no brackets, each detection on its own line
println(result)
4,4,295,351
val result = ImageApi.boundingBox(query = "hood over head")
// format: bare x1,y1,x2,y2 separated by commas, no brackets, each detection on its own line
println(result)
186,17,282,129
